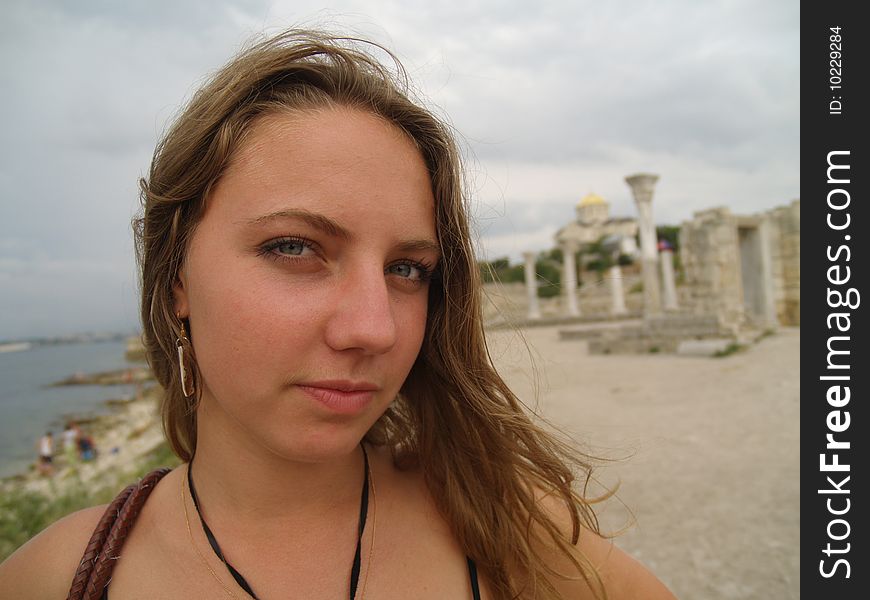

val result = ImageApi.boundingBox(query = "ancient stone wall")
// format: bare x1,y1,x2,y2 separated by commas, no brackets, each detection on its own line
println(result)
679,207,745,333
766,200,801,325
680,200,800,331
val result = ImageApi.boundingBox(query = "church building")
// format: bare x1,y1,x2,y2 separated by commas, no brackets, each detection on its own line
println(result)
554,193,639,256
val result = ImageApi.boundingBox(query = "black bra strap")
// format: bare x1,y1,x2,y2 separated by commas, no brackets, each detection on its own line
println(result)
187,462,258,597
467,557,481,600
187,446,370,599
350,448,370,597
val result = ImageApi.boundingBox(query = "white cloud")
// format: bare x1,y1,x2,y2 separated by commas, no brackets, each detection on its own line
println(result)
475,225,560,263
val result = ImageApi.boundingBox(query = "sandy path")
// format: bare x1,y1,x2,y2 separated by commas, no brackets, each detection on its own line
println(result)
485,325,800,600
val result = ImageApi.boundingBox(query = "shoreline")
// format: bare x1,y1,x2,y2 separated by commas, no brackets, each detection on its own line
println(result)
48,366,153,387
0,381,168,497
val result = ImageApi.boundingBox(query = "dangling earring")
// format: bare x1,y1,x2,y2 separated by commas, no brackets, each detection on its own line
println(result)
176,317,196,398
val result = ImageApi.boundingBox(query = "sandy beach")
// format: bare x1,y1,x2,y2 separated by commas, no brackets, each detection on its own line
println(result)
486,324,800,600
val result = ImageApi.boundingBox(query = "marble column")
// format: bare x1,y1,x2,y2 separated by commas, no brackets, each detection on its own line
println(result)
660,249,679,311
625,173,662,316
561,241,580,317
609,265,627,315
523,251,541,320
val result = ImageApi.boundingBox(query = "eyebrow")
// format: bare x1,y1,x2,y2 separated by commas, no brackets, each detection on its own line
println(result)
244,209,442,257
246,209,351,240
392,239,443,256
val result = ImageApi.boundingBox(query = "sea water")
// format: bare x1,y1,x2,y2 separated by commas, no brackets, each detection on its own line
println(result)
0,340,138,479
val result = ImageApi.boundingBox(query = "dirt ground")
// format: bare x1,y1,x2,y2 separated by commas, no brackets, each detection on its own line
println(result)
484,324,800,600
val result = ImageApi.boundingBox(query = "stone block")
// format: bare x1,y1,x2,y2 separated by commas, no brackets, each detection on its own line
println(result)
676,339,736,356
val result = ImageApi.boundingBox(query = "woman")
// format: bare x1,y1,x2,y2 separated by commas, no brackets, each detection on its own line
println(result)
0,30,675,599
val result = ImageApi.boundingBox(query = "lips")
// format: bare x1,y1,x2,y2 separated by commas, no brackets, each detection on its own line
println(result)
297,380,379,414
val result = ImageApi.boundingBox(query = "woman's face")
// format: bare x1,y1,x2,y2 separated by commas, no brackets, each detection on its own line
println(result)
173,107,439,461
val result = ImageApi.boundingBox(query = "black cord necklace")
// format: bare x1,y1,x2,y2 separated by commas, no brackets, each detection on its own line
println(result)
187,447,371,600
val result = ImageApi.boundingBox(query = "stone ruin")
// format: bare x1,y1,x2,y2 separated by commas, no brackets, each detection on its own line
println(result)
679,201,800,332
492,173,800,355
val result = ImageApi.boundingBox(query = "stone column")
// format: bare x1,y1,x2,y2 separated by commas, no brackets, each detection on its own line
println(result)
609,265,627,315
625,173,662,316
523,251,541,320
561,241,580,317
660,249,679,311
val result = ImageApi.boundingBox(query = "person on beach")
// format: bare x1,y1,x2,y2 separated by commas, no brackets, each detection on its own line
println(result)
35,431,54,476
77,431,96,462
0,30,676,600
62,421,80,465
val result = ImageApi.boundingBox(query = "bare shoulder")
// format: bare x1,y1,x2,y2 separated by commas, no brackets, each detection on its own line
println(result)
534,492,677,600
570,526,677,600
0,503,108,599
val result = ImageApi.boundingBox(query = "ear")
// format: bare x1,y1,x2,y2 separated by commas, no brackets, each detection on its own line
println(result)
172,268,190,318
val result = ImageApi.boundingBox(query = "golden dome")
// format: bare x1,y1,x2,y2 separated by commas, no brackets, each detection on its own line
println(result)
578,193,607,207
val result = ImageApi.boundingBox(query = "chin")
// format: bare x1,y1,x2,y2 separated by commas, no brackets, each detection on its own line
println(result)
267,428,368,464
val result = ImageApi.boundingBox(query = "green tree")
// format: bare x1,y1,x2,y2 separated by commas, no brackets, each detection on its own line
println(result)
579,235,615,277
477,248,579,297
656,225,681,252
478,257,525,284
535,257,562,298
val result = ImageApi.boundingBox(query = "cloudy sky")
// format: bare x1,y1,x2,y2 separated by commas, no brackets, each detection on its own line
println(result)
0,0,799,340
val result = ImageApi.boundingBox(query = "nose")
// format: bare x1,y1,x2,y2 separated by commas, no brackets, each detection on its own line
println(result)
323,264,397,355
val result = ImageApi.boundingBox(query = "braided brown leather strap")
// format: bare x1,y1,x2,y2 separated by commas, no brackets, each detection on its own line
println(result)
66,484,135,600
67,468,171,600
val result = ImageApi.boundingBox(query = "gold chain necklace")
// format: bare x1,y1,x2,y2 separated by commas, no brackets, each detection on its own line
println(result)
361,457,377,599
180,453,377,599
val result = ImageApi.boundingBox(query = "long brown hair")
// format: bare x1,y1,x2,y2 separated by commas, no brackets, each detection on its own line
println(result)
134,29,606,599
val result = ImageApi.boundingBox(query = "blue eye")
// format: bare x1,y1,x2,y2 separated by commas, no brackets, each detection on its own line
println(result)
388,262,433,282
274,240,308,256
258,237,316,261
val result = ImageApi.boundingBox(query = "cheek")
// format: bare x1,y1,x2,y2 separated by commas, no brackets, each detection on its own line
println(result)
189,274,326,385
396,294,430,360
